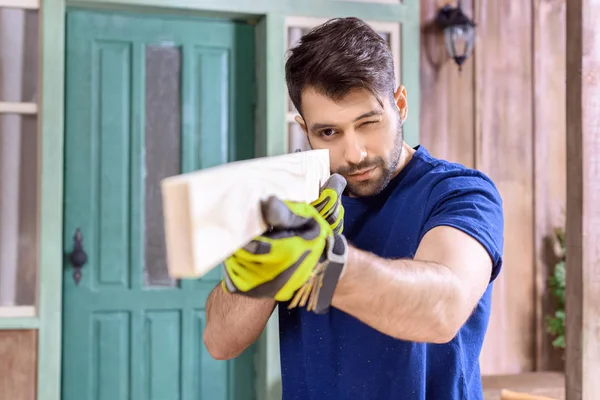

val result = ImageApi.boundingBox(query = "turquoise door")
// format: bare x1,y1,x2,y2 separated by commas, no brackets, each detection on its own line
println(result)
62,10,256,400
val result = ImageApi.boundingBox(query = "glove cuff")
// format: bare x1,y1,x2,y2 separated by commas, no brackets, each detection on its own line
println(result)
313,233,348,314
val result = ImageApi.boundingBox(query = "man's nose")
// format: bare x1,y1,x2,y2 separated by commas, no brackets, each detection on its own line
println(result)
343,134,367,165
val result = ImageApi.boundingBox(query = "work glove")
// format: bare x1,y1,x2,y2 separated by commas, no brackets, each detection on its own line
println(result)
222,195,348,314
310,173,346,234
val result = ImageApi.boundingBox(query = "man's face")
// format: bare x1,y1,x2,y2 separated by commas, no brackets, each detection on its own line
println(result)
296,86,408,197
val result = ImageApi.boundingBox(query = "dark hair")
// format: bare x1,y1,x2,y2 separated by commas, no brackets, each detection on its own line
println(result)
285,17,396,115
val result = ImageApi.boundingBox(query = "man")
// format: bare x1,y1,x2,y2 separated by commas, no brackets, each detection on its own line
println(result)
204,17,504,400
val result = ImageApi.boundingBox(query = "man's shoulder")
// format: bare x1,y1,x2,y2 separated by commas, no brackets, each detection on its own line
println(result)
411,147,505,280
410,146,502,203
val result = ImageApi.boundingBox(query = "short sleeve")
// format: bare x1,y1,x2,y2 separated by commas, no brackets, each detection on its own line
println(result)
420,172,504,282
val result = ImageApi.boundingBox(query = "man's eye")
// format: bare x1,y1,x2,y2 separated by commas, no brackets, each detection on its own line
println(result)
319,129,336,137
362,120,379,127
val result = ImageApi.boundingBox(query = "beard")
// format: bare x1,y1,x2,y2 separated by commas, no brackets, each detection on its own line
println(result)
335,123,404,198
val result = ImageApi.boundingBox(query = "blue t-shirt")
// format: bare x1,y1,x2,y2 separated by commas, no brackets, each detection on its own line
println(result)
278,145,504,400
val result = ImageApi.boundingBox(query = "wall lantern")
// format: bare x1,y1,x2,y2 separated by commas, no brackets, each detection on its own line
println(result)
435,1,476,70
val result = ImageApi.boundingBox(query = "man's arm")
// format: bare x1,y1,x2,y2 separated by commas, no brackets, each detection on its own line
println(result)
204,284,276,360
331,225,493,344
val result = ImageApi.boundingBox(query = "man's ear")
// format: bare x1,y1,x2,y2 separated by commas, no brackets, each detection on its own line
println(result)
394,85,408,123
295,115,308,134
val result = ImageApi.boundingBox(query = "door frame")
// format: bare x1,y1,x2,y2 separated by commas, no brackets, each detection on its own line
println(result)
39,1,419,400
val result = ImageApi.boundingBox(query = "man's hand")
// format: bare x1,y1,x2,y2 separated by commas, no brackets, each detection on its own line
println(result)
221,176,348,314
310,174,346,234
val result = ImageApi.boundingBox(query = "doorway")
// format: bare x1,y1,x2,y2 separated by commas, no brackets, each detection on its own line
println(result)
62,9,257,400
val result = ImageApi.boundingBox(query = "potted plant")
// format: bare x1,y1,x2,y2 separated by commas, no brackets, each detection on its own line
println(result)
546,227,566,351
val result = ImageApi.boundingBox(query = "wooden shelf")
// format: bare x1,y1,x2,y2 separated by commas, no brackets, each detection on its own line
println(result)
0,102,37,114
482,372,565,400
0,0,39,8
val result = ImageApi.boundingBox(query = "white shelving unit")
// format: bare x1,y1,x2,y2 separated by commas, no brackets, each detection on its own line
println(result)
0,0,40,318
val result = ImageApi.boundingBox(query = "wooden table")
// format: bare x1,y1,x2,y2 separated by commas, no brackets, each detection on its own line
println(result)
482,372,565,400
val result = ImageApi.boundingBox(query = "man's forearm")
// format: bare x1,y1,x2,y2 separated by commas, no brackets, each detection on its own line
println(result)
204,285,276,360
331,246,468,343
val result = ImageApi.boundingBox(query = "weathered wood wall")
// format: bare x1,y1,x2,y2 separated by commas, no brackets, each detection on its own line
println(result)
420,0,566,374
564,0,600,397
532,0,567,373
0,330,37,400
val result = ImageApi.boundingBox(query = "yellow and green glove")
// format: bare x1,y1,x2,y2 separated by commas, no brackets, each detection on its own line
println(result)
222,174,348,314
310,174,346,235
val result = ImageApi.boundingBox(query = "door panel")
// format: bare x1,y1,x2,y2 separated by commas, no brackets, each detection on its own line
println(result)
63,10,256,400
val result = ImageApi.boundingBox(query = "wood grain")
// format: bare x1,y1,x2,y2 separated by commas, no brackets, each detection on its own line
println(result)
419,0,475,168
483,372,565,400
475,0,536,374
532,0,567,372
0,330,37,400
500,390,559,400
161,149,330,278
420,0,543,374
420,0,573,374
565,0,600,398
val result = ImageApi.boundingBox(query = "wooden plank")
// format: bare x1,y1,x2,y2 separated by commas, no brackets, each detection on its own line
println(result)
483,372,565,400
0,102,37,114
0,306,35,317
0,330,37,400
401,5,420,147
255,13,286,159
483,372,565,398
532,0,567,372
565,0,600,398
161,149,330,278
0,0,39,8
474,0,536,374
499,391,561,400
37,0,65,400
254,13,287,400
420,0,547,374
0,317,39,330
419,0,475,167
68,0,411,22
337,0,398,3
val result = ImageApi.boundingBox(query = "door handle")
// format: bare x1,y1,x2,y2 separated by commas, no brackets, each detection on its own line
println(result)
68,228,88,284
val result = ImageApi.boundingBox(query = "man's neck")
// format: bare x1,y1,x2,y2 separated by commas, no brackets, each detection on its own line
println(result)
391,141,416,180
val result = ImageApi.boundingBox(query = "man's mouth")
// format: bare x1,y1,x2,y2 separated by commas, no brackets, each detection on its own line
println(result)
348,167,376,181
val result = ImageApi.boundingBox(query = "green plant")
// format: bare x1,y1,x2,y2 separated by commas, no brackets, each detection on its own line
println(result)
546,228,566,349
